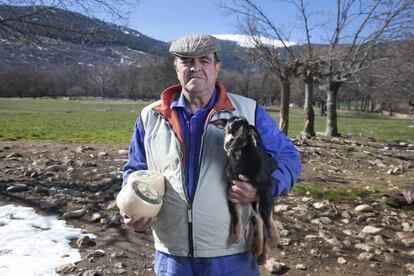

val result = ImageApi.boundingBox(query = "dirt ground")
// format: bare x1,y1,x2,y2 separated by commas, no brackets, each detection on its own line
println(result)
0,138,413,276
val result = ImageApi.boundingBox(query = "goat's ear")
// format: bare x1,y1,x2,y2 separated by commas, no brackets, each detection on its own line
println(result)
248,125,262,145
210,119,228,129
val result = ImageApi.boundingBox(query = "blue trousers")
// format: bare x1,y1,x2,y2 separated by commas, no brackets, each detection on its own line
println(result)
154,251,259,276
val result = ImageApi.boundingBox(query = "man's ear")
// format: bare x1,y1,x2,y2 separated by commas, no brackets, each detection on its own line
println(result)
248,125,261,145
210,118,228,129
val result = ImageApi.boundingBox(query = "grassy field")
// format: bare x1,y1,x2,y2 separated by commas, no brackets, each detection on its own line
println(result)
0,97,413,144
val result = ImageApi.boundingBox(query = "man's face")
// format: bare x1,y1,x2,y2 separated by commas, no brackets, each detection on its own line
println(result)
174,53,221,95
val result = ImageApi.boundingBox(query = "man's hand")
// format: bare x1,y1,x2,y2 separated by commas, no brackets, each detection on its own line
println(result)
122,214,157,232
229,174,259,204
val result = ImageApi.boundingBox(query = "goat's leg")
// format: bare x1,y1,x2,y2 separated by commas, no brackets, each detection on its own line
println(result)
228,202,242,243
248,201,264,256
256,235,271,265
267,209,280,246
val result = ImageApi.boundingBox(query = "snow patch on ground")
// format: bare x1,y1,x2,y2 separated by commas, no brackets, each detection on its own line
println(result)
0,204,94,276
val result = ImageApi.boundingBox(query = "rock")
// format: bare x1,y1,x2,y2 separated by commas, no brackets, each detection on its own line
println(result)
86,249,106,259
355,243,373,252
82,269,102,276
355,204,374,212
384,253,395,264
55,263,76,274
76,146,95,153
401,238,414,247
113,268,128,274
396,232,414,246
374,235,386,245
77,235,96,248
6,183,28,193
34,185,49,194
406,263,414,273
45,164,66,172
313,201,328,209
296,263,307,270
402,222,414,232
305,235,319,241
63,209,86,219
279,238,291,246
362,226,383,234
337,257,347,264
5,152,22,160
114,262,126,269
312,217,332,225
90,212,103,222
319,230,342,247
343,229,354,236
280,229,290,236
110,252,128,259
118,149,128,155
274,204,289,212
357,252,375,261
98,152,108,158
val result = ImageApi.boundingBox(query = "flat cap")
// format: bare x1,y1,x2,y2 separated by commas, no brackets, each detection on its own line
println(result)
169,34,220,59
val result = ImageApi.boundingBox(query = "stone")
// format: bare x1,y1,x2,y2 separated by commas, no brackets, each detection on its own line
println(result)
305,235,319,241
313,202,328,209
342,229,354,236
82,269,103,276
355,243,373,252
406,263,414,273
401,237,414,247
357,252,375,261
355,204,374,212
374,235,386,245
98,152,108,158
337,257,347,264
110,252,128,259
279,238,291,246
296,263,307,270
55,263,76,274
86,249,106,259
274,204,289,212
77,235,96,248
118,149,128,155
264,258,284,273
63,209,86,219
45,164,66,172
5,152,22,159
90,213,103,222
362,226,383,234
34,185,49,194
6,183,28,193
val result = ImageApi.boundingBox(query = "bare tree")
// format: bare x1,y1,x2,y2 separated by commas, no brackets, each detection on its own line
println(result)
89,63,114,98
220,0,318,137
318,0,414,136
0,0,139,42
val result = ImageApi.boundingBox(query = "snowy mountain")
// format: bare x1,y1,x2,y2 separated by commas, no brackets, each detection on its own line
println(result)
213,34,296,48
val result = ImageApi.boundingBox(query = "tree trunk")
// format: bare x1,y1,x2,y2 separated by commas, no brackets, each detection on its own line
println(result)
324,80,341,137
301,79,316,139
279,78,290,135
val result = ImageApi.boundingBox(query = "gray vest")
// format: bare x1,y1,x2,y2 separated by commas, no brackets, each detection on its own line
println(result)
140,93,257,257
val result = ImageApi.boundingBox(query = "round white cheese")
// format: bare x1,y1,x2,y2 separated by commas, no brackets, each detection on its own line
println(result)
116,170,165,218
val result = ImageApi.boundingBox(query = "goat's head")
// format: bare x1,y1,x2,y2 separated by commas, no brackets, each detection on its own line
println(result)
210,117,261,159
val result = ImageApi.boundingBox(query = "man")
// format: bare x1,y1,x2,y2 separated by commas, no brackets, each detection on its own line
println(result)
122,34,301,275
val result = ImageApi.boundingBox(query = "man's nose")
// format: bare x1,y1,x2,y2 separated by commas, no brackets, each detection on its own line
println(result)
190,59,201,71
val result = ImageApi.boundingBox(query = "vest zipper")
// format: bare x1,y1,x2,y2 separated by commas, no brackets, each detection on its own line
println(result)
187,203,194,257
157,111,194,256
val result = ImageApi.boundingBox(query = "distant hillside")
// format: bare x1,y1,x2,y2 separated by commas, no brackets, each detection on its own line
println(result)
0,5,252,71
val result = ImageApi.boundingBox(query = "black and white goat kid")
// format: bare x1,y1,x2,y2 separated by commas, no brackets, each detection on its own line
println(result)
211,116,279,264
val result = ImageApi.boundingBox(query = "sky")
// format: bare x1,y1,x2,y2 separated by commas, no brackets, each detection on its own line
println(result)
123,0,339,43
0,204,95,276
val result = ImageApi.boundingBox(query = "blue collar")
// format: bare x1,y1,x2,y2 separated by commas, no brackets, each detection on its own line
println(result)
170,88,218,113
